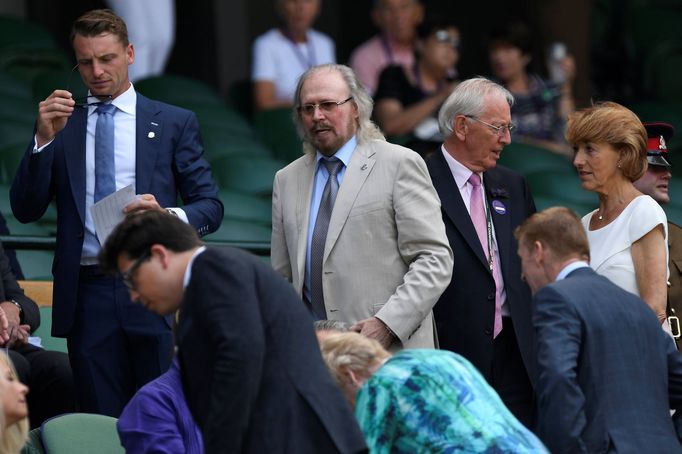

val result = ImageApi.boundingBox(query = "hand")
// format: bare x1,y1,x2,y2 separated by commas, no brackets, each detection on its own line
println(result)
560,55,577,84
124,194,163,214
36,89,75,147
12,325,30,347
0,307,8,345
350,317,396,349
0,302,24,348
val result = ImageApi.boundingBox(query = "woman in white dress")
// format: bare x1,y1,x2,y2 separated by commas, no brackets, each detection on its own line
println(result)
566,102,669,328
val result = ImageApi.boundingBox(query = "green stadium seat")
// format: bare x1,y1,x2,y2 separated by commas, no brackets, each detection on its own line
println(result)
32,68,88,105
220,190,272,225
253,107,303,163
0,16,59,51
0,144,28,185
665,205,682,226
15,250,54,281
533,195,595,217
40,413,123,454
498,141,574,176
23,426,45,453
210,154,285,196
0,47,71,84
0,119,33,150
32,307,67,353
525,170,598,207
0,69,32,99
135,74,224,109
205,219,272,243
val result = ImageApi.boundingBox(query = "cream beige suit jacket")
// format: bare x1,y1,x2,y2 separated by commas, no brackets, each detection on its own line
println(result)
271,139,453,348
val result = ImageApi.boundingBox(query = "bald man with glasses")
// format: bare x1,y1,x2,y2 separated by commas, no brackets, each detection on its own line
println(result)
271,63,453,350
425,77,538,428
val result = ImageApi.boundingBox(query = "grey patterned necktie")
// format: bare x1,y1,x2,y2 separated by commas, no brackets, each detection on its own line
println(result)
309,157,344,319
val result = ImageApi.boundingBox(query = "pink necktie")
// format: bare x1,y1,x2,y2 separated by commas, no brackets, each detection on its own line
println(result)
468,173,503,338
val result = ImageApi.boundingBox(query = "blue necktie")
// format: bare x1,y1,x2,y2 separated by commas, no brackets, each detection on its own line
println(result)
95,103,116,202
309,158,344,320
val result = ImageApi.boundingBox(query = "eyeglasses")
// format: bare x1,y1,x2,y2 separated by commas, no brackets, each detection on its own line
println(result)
121,250,151,291
298,97,353,117
67,63,114,108
465,115,515,136
434,30,460,49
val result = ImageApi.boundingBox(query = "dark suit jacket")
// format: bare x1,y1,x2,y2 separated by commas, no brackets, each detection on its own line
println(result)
176,247,367,454
0,240,38,331
425,151,536,381
10,94,223,336
534,267,682,453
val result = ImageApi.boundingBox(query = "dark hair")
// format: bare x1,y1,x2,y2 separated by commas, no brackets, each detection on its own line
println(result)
514,207,590,261
98,210,202,274
416,18,458,41
488,22,532,56
70,9,129,46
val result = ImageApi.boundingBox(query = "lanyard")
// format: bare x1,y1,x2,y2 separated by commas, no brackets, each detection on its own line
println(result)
484,195,494,273
380,34,394,63
281,28,317,71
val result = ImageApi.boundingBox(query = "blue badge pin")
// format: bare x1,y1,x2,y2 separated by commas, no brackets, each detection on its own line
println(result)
492,200,506,215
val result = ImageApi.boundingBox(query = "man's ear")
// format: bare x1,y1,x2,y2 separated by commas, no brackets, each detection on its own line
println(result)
150,244,169,268
453,115,468,141
533,240,545,264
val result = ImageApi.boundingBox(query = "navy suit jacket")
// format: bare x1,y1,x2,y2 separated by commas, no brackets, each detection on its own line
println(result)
10,94,223,336
176,247,367,454
425,151,536,382
534,267,682,453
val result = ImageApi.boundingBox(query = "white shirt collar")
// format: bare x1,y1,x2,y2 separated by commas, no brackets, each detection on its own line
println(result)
556,261,590,281
182,246,207,289
441,145,481,189
87,82,137,116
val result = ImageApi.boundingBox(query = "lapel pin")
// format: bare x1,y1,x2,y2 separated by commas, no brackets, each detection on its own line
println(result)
148,131,155,139
492,200,507,215
361,164,367,170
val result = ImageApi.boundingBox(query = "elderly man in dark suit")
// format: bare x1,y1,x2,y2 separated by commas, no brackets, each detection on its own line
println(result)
10,9,222,416
425,77,536,426
516,206,682,453
99,210,367,454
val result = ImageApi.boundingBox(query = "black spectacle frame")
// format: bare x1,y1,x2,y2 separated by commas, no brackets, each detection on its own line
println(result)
67,63,114,108
121,250,151,291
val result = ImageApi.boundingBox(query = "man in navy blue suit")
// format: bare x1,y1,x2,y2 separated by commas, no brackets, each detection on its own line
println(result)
516,206,682,453
10,9,223,416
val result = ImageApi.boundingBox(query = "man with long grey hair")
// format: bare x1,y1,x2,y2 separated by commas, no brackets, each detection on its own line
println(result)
272,63,453,350
425,77,538,427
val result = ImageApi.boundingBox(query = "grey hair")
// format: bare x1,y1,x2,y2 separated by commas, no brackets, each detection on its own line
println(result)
314,319,351,332
438,77,514,137
293,63,385,155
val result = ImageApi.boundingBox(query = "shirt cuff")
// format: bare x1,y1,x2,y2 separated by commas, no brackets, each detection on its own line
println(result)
32,135,54,154
166,207,189,224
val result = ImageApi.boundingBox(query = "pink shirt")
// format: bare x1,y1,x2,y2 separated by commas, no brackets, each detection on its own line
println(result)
349,35,415,95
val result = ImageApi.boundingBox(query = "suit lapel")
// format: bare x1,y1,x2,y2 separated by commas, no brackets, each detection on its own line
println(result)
484,168,512,277
135,95,162,195
64,107,88,224
431,151,489,270
296,154,316,282
324,143,375,262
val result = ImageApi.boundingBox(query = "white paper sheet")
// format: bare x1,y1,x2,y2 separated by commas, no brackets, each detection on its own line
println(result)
90,184,136,246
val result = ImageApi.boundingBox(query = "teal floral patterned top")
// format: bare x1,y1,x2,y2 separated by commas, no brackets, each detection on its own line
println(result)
354,349,547,453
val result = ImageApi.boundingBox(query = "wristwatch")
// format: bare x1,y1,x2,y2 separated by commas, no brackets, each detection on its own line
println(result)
8,299,23,324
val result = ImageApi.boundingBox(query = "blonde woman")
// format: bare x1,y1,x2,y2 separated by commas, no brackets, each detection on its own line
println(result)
0,352,29,454
320,332,547,453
